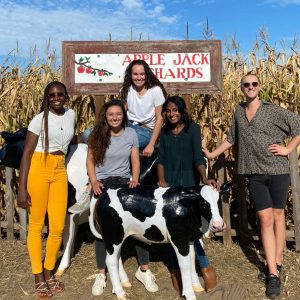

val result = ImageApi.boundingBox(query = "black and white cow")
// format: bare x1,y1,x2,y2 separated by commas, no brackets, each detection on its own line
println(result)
89,184,224,300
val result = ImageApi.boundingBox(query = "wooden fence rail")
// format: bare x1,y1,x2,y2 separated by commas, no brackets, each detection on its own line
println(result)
5,167,14,240
289,150,300,251
1,167,28,241
1,150,300,249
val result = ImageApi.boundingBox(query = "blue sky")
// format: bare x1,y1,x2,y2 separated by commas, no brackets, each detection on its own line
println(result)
0,0,299,64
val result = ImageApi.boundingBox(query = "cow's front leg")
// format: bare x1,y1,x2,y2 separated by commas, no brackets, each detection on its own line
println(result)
56,213,78,275
106,243,127,299
189,243,204,292
119,257,131,288
171,242,196,300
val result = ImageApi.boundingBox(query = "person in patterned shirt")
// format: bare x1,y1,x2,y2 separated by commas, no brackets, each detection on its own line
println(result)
203,73,300,299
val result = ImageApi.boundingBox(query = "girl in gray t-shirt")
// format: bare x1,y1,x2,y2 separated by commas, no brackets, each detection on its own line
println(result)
70,99,159,296
94,126,138,181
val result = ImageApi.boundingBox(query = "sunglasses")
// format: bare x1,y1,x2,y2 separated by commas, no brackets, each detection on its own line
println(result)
48,92,65,98
242,81,259,88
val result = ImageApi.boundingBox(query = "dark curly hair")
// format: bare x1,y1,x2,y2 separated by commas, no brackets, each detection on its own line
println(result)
162,96,191,133
40,81,69,153
89,99,127,165
119,59,167,101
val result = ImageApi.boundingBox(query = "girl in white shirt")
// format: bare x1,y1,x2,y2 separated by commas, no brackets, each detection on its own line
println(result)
120,59,167,157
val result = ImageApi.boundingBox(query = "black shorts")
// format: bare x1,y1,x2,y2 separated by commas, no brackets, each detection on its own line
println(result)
248,174,290,212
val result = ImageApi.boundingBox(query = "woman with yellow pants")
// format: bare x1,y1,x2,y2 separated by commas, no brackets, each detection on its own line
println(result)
17,81,75,299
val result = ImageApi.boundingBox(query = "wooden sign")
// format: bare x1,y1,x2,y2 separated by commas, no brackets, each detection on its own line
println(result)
62,40,222,95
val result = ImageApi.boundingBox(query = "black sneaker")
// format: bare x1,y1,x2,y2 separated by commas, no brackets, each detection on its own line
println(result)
258,264,283,281
266,274,281,299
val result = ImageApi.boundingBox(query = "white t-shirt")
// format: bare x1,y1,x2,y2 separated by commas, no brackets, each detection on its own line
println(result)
126,85,165,129
28,108,75,154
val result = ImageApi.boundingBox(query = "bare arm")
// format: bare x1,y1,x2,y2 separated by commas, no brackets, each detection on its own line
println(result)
202,140,233,160
197,164,219,190
268,135,300,156
71,134,83,144
128,147,140,188
142,105,163,156
17,131,39,209
86,148,103,195
157,163,169,187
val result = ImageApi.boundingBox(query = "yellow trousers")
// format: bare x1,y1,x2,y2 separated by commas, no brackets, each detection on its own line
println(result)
27,152,67,274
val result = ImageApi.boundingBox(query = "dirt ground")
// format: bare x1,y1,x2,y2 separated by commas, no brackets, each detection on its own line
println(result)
1,228,300,300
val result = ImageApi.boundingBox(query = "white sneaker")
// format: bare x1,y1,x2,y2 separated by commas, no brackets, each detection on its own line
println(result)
68,191,91,214
135,268,158,292
92,273,106,296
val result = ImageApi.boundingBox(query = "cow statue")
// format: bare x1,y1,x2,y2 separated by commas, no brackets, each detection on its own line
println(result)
89,183,225,300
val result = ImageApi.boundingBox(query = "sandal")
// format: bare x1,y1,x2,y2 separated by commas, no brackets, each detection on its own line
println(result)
46,276,65,294
35,281,53,299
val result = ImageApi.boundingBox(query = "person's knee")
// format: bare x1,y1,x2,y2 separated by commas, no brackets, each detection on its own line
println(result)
48,223,65,237
273,209,285,222
131,126,151,148
137,137,149,148
258,209,274,228
28,221,44,233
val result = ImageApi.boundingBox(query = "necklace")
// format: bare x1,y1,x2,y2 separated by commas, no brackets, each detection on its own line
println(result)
60,116,64,150
172,124,184,137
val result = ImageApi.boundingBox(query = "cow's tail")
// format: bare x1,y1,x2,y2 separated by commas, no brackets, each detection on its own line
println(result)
88,195,103,239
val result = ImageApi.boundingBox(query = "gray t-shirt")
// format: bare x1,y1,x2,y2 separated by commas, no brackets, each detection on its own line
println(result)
95,127,139,180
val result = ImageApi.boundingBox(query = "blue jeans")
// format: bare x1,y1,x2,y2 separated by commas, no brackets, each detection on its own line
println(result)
169,240,210,269
194,239,210,268
128,123,152,148
82,128,92,144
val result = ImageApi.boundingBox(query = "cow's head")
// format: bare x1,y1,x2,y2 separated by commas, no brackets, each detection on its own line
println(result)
161,186,212,256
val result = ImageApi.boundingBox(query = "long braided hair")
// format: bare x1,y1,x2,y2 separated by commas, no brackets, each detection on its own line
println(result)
40,81,69,153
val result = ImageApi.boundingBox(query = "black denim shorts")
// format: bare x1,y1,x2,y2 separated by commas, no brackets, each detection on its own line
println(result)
248,174,290,211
